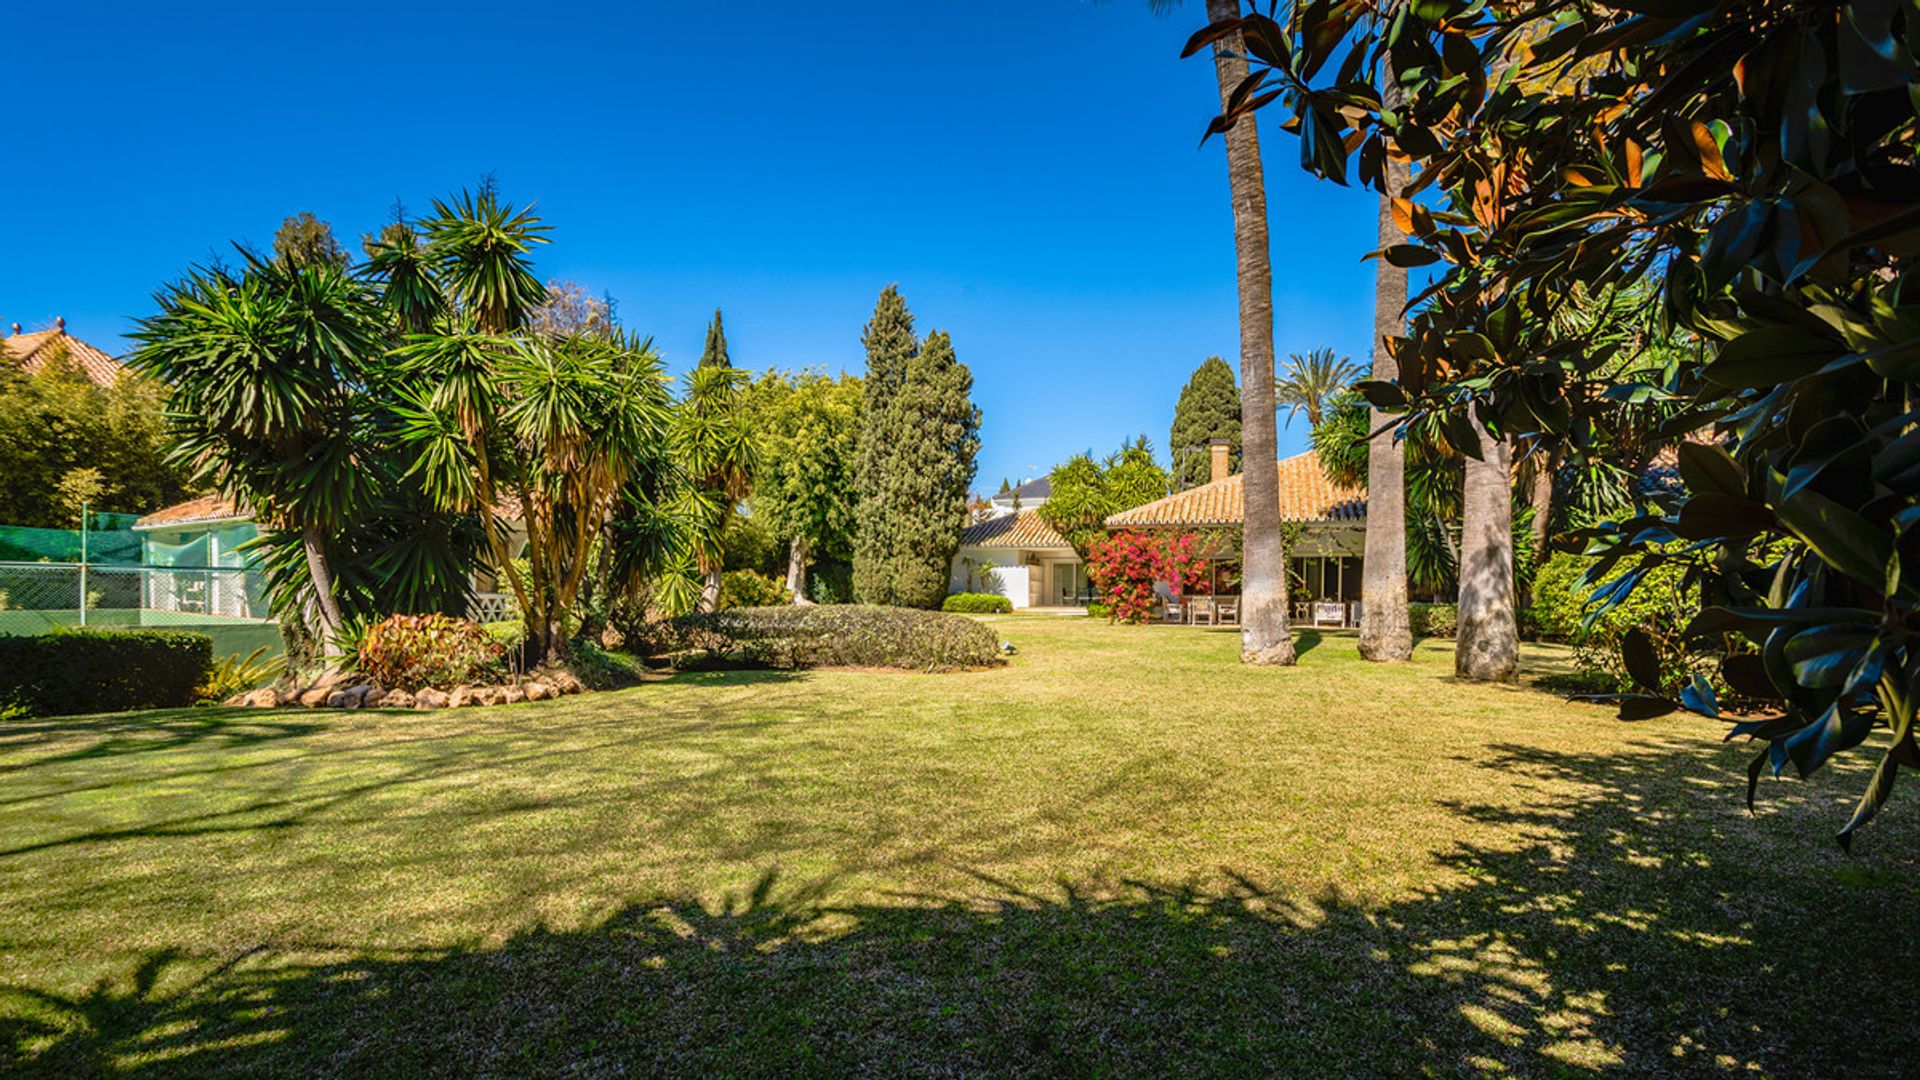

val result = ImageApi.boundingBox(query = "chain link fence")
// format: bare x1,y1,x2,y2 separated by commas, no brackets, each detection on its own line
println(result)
0,561,281,660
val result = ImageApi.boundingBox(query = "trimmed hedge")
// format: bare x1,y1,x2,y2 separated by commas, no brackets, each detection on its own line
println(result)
1408,603,1458,638
0,628,214,717
652,605,1002,672
941,592,1013,615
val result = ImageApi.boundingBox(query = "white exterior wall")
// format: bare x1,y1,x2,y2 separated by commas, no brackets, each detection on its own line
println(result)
951,547,1032,610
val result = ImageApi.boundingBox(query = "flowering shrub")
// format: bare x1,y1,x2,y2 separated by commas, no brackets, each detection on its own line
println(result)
1085,531,1209,624
357,614,505,690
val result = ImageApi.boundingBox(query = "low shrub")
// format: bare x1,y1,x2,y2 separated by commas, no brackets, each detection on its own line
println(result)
718,569,792,610
566,638,648,690
650,604,1002,672
198,646,279,704
1529,548,1725,699
1087,602,1112,620
1408,603,1458,638
942,592,1012,614
357,614,505,690
0,628,213,716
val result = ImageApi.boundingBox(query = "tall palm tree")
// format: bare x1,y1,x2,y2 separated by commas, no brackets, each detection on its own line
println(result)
1200,0,1294,664
1358,55,1415,663
1274,347,1359,428
131,253,388,652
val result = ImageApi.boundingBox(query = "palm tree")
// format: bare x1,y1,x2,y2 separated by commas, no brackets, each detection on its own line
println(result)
1358,66,1415,662
1455,410,1518,680
1274,347,1359,428
131,252,388,652
1201,0,1294,665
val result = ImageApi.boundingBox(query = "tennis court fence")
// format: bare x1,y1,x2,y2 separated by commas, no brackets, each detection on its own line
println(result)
0,561,281,660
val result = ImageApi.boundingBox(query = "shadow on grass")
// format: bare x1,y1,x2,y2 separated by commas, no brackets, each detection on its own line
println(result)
6,736,1916,1077
0,712,325,778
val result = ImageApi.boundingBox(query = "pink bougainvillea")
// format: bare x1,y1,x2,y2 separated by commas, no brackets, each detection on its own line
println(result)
1085,531,1210,624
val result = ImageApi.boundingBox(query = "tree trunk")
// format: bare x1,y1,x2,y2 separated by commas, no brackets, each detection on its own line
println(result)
1209,0,1293,666
1358,78,1413,662
699,568,722,613
301,523,346,658
786,536,813,603
1456,414,1518,681
1527,439,1556,558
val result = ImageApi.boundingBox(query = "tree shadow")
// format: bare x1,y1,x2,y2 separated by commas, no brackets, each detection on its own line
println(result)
0,712,325,778
7,732,1916,1077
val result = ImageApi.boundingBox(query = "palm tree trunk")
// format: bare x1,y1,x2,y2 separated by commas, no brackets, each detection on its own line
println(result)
699,569,722,613
1527,439,1556,558
1208,0,1293,666
1456,414,1518,681
786,536,812,603
300,523,346,657
1358,86,1413,662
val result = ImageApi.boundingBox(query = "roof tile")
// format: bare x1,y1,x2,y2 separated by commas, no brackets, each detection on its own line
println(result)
1104,452,1364,529
958,508,1071,549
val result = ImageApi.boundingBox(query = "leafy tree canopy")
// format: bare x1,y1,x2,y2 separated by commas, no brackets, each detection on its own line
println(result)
1039,435,1170,560
1169,356,1241,490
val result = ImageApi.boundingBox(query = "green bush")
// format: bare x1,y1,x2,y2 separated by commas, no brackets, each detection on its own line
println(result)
566,638,648,690
650,605,1002,672
718,569,793,610
1527,553,1593,643
1530,549,1718,698
357,614,505,690
941,592,1012,614
1087,602,1112,620
1408,603,1457,638
0,629,213,716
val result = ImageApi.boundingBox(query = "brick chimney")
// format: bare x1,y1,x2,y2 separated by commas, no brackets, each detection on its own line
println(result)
1208,438,1231,483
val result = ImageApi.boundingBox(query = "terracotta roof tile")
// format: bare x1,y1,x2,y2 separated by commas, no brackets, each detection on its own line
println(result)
958,508,1071,549
3,325,124,388
134,494,249,530
1104,452,1364,529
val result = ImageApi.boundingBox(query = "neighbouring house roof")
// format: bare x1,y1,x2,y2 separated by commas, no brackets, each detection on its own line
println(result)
3,319,124,388
1104,452,1365,529
957,508,1072,550
135,492,528,531
133,494,252,531
991,476,1052,506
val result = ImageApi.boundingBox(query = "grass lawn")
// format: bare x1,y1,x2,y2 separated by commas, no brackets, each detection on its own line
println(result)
2,616,1915,1076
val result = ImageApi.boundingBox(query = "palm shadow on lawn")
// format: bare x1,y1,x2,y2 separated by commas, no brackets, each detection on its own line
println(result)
5,740,1917,1077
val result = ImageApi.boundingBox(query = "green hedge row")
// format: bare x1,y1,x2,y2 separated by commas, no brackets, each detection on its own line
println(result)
649,605,1003,672
1408,603,1457,638
0,629,214,717
941,592,1013,614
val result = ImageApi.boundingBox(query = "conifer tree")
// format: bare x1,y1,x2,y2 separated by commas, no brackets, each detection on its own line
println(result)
852,286,917,604
886,329,981,608
1169,356,1241,489
698,309,731,369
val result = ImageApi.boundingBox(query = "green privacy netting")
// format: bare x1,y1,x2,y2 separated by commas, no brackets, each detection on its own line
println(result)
140,522,258,569
0,512,144,565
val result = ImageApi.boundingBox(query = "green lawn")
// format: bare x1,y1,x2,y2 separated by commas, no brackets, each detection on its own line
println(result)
2,616,1914,1076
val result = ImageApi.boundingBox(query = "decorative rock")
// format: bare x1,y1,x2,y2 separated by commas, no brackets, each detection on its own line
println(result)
475,687,503,707
448,685,477,708
415,688,448,709
501,686,527,705
276,687,303,707
343,684,374,704
243,688,279,708
525,682,553,702
299,688,332,708
326,689,361,709
378,688,412,709
362,689,386,708
551,671,584,695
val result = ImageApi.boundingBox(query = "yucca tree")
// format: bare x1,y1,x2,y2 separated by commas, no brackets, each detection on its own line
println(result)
1274,347,1360,428
396,327,672,660
675,363,759,612
131,251,388,651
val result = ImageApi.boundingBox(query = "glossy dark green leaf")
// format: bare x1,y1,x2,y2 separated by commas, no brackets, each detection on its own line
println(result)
1622,627,1663,692
1774,486,1895,590
1674,492,1776,540
1675,441,1745,496
1703,325,1847,388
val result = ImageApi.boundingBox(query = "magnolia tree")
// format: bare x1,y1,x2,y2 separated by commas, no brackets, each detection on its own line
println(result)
1086,531,1209,624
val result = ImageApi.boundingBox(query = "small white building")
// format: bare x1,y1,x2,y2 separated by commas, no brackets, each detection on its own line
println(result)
950,509,1084,609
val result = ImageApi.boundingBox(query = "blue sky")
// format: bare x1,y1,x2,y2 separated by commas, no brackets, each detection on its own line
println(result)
1,1,1381,490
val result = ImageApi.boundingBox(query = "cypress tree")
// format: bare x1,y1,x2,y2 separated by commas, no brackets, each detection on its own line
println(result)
1169,356,1242,489
852,286,917,604
698,309,731,369
887,329,981,608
